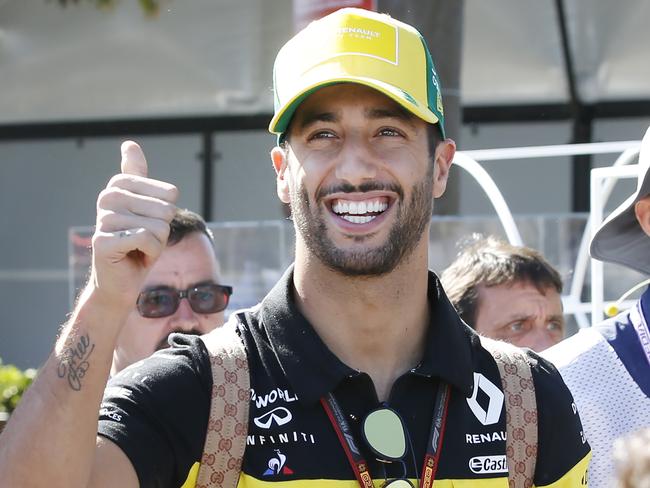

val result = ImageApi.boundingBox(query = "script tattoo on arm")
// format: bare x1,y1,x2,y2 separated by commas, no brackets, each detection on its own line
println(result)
57,333,96,391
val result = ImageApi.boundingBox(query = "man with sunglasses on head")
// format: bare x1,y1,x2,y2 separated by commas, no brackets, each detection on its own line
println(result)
111,208,232,375
0,8,590,488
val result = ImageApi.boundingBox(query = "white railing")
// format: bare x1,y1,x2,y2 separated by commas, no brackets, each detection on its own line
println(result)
452,153,523,246
457,140,642,327
589,164,640,323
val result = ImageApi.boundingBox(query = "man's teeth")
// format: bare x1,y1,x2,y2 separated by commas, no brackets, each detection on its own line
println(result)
332,200,388,215
344,215,374,224
331,199,389,224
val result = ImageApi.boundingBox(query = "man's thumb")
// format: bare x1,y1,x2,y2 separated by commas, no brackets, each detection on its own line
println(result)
120,140,148,177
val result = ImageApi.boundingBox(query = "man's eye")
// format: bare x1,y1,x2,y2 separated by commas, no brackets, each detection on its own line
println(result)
308,130,336,140
377,128,402,137
508,322,524,332
148,293,171,305
547,321,564,332
143,292,173,310
195,291,214,302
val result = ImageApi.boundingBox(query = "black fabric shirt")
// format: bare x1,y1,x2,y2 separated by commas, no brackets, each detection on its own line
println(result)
98,267,590,487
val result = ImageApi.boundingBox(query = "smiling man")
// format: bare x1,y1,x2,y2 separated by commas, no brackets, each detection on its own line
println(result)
0,7,590,488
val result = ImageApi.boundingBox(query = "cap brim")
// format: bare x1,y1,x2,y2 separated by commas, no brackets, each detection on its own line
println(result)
590,171,650,275
590,125,650,274
268,76,439,136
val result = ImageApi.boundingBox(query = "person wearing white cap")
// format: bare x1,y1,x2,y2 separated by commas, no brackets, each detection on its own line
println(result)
544,126,650,488
0,8,590,488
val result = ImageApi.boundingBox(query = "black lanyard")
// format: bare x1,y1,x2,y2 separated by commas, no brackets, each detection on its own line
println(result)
321,382,451,488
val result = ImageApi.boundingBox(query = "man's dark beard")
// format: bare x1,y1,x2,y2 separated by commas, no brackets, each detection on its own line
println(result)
290,164,435,276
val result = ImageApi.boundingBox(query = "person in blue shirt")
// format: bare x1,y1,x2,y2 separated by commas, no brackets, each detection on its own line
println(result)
544,126,650,488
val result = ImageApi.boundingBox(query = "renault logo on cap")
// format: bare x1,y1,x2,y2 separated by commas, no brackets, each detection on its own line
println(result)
466,373,504,426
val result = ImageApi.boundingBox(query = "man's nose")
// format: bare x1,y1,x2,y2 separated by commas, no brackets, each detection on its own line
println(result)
527,328,558,353
334,139,378,186
169,297,200,331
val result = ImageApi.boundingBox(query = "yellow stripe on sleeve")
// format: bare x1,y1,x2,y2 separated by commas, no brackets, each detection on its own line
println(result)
180,461,200,488
536,452,591,488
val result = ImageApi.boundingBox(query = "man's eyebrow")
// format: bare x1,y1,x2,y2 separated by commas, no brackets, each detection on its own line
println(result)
141,284,173,292
141,280,217,292
294,105,416,132
297,111,339,131
499,314,530,324
365,107,417,127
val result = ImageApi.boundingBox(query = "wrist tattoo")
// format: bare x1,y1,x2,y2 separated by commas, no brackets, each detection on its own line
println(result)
57,333,95,391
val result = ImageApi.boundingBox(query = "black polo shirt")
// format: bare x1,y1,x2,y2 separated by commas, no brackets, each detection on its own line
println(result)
98,267,590,487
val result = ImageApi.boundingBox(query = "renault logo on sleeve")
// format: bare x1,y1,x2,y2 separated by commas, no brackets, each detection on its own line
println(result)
254,406,293,429
466,373,504,426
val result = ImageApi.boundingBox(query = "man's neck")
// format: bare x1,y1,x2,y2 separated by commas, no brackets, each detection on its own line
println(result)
293,245,430,401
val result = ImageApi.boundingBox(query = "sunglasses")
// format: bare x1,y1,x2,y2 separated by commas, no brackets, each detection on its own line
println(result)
362,407,416,488
136,283,233,318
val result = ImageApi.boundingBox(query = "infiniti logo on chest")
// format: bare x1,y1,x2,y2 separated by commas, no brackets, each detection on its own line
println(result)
254,406,293,429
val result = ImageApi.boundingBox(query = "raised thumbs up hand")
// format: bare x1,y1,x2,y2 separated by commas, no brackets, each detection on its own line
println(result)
90,141,179,312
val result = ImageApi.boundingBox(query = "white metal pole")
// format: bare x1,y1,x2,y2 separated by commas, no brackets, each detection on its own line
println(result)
589,165,639,324
590,169,605,324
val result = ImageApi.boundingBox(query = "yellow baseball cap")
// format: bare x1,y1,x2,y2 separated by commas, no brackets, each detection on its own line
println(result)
268,8,445,140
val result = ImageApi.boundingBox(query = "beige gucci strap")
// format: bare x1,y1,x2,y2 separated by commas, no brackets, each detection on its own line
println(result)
480,337,538,488
197,318,250,488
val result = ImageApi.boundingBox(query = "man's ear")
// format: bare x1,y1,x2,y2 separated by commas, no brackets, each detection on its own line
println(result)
432,139,456,198
271,146,290,204
634,195,650,237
